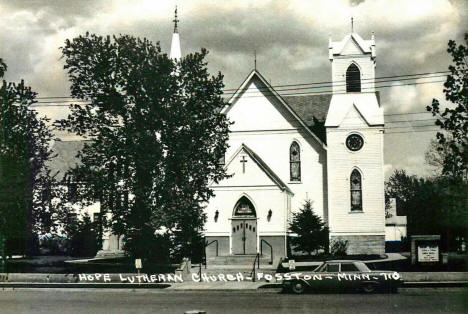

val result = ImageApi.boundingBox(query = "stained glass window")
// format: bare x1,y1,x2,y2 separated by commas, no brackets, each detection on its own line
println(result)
346,134,364,151
350,169,362,211
234,196,256,217
290,141,301,181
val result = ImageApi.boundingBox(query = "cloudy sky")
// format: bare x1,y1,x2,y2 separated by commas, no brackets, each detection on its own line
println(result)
0,0,466,179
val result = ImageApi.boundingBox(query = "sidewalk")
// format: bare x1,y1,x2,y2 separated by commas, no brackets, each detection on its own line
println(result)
1,272,467,290
167,281,277,290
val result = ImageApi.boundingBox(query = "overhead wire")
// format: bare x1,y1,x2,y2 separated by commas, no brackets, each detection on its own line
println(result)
30,78,447,105
35,70,450,99
22,69,455,134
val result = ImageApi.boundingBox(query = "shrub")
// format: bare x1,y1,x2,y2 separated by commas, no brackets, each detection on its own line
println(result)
330,239,349,256
289,200,329,255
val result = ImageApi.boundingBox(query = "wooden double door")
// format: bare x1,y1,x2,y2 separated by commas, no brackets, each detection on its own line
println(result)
232,219,257,255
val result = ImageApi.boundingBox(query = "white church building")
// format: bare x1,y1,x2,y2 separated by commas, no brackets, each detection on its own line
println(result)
201,30,386,260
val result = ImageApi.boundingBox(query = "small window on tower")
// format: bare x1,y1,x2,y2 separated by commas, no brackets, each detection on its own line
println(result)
346,63,361,92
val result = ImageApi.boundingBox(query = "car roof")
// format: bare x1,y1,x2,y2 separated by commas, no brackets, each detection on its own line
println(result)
325,260,364,263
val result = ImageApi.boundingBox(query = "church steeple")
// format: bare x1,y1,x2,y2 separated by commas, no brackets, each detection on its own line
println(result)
329,31,376,94
170,6,181,60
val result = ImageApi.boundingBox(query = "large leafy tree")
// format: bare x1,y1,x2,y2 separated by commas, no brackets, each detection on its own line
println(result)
58,33,230,261
385,169,467,250
0,59,57,262
426,33,467,181
289,200,329,255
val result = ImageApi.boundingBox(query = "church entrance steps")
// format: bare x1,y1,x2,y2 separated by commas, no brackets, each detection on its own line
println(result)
203,264,276,270
206,254,271,266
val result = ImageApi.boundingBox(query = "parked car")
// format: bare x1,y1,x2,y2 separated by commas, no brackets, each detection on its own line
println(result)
282,260,403,294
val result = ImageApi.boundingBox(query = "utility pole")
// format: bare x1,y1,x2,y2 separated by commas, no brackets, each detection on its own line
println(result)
0,81,6,273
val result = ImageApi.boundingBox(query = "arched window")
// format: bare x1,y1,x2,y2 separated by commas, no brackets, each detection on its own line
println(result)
350,169,362,211
346,63,361,92
290,141,301,181
234,196,256,217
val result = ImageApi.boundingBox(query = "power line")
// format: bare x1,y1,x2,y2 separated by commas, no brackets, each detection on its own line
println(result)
222,73,448,95
385,129,442,134
30,78,446,106
34,70,450,100
385,118,436,124
384,124,437,129
34,73,449,99
221,79,446,98
223,70,448,91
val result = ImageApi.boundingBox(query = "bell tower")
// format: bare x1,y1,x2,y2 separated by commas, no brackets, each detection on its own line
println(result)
325,29,385,255
329,31,376,94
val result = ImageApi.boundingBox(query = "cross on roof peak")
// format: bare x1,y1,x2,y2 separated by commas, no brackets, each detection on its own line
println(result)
173,6,179,33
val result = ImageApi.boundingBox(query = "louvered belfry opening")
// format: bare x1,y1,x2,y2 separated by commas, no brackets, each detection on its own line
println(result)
346,63,361,92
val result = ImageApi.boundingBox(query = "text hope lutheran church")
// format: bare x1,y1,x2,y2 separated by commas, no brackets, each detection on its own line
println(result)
54,17,386,261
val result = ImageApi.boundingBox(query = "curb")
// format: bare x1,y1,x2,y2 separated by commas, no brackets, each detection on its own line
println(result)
403,281,468,288
0,283,171,289
0,281,466,290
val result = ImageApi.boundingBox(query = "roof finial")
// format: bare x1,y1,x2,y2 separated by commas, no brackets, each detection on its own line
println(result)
351,17,354,33
254,50,257,70
173,6,179,33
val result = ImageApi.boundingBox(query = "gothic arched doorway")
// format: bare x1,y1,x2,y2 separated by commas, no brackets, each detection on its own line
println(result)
231,196,257,255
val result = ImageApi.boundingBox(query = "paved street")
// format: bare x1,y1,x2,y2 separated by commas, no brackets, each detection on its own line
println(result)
0,288,467,313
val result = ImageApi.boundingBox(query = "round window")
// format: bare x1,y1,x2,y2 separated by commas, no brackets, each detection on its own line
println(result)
346,134,364,151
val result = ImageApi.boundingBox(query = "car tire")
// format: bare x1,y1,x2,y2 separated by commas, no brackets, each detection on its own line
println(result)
362,283,377,293
291,280,306,294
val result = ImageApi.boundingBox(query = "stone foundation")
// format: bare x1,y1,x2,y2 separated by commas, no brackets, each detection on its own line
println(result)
331,235,385,255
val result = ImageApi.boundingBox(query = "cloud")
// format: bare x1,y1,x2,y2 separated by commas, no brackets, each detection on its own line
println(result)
0,0,465,177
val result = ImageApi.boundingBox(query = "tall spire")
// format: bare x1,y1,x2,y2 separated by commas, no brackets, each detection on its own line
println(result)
351,17,354,33
170,6,181,60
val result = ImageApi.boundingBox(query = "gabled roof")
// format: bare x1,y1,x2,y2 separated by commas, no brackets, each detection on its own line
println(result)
325,93,384,127
222,70,327,150
283,94,331,124
224,143,293,195
330,33,374,56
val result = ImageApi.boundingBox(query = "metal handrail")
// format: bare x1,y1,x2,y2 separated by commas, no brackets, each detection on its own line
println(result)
250,253,260,282
205,240,218,257
204,239,218,269
260,239,273,265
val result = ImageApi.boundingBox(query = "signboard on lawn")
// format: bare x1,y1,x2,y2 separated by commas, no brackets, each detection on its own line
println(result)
417,244,439,262
410,235,441,265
